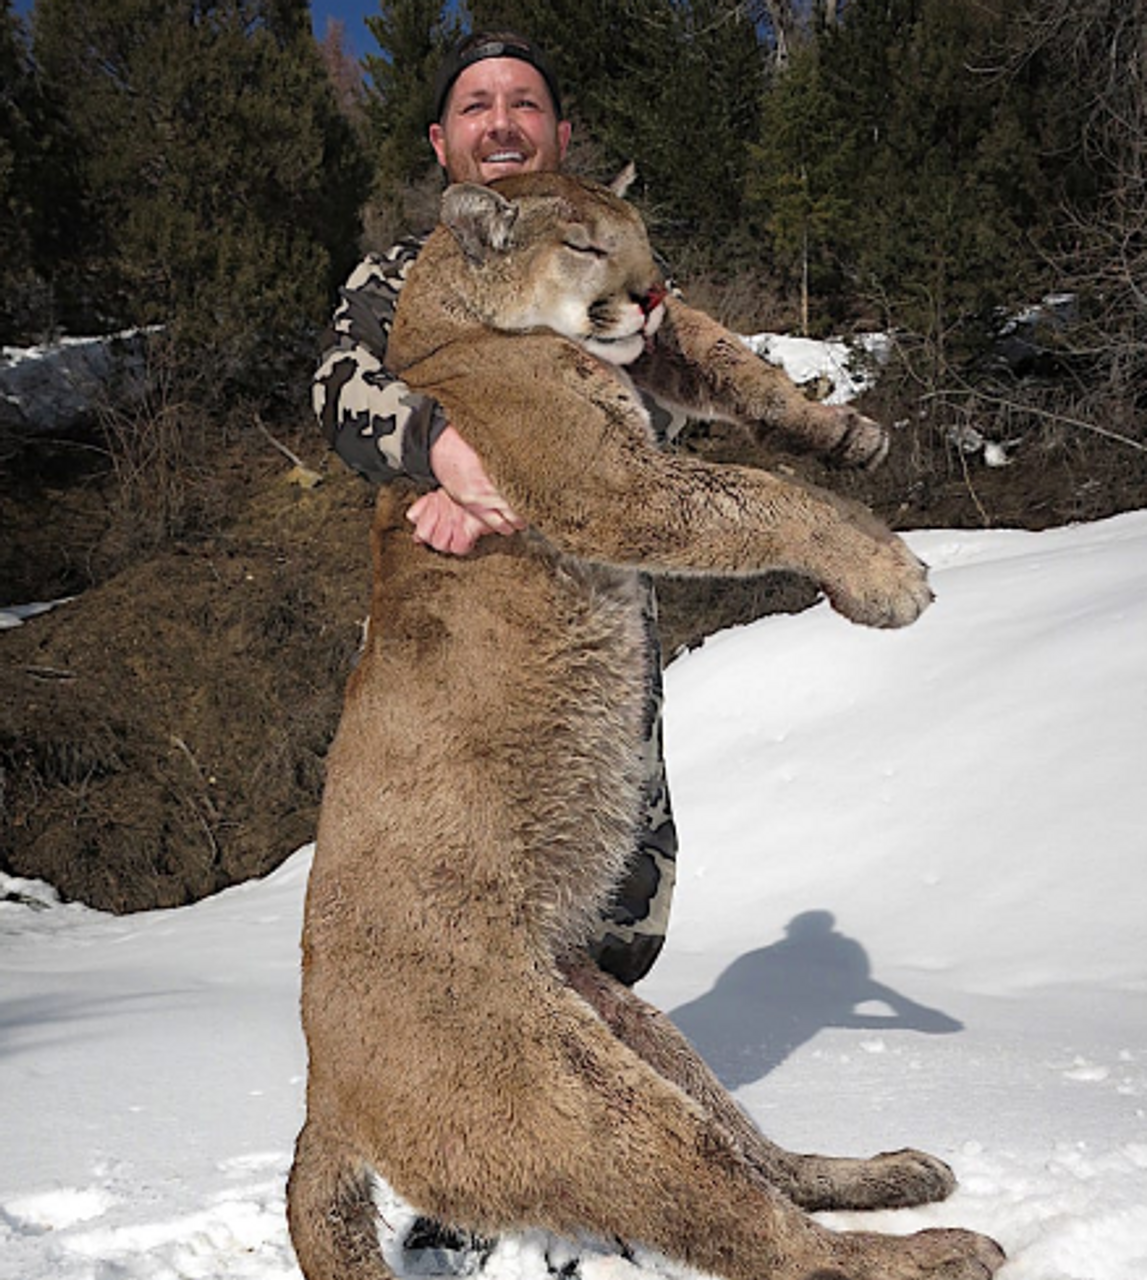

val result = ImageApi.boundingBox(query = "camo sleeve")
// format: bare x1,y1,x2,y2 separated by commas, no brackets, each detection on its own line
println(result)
312,235,445,484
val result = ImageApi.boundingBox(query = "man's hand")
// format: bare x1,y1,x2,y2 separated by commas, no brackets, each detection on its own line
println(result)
405,490,496,556
406,424,526,555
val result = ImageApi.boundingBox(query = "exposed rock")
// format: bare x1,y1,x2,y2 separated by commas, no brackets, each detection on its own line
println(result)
0,330,153,437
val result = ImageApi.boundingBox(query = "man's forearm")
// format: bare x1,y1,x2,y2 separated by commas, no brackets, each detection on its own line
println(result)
313,236,440,483
313,340,445,482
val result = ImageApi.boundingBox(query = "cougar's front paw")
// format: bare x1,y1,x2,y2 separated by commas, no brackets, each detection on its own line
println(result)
826,536,933,629
824,406,890,470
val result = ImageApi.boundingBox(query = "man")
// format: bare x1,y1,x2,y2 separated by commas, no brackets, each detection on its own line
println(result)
313,31,680,988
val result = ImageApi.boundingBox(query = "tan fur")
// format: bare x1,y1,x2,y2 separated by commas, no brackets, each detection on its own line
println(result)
288,174,1004,1280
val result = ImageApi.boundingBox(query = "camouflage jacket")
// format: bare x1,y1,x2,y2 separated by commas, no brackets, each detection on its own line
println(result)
312,235,686,485
313,235,443,483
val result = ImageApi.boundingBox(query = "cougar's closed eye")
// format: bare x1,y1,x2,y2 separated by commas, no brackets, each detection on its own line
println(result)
563,239,607,259
562,223,607,258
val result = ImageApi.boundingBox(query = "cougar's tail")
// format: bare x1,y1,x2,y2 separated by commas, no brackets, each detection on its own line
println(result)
287,1120,394,1280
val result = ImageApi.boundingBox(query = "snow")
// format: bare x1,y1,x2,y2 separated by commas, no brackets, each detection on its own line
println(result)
0,326,162,370
4,507,1147,1278
744,331,890,404
0,598,74,630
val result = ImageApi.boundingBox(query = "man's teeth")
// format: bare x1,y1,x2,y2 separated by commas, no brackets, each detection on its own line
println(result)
486,152,526,163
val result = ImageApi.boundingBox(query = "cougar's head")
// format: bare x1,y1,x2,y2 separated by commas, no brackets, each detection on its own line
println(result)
440,172,667,366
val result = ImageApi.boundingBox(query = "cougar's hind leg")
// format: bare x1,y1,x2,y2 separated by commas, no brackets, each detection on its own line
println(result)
563,960,956,1213
287,1119,394,1280
496,990,1003,1280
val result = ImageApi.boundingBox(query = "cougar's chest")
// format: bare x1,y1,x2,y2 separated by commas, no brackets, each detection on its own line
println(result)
333,507,653,962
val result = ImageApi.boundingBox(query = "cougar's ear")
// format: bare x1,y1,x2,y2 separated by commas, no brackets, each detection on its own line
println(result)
609,161,637,198
440,183,519,263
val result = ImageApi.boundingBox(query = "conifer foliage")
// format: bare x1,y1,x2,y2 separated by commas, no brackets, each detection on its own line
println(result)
361,0,460,242
0,0,84,341
2,0,1140,427
27,0,369,389
1,1,43,337
810,0,1068,348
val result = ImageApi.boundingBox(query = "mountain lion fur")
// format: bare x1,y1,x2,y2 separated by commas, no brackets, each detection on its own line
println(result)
287,172,1004,1280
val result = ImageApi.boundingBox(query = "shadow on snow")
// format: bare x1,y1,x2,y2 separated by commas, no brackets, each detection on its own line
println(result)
669,909,962,1089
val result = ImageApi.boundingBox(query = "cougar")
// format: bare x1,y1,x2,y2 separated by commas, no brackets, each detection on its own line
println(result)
287,172,1003,1280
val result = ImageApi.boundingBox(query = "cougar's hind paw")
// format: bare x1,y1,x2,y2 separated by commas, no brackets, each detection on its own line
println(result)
909,1228,1006,1278
867,1147,957,1208
840,1226,1006,1280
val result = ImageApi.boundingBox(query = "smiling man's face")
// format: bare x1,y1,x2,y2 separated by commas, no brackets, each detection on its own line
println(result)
428,57,571,186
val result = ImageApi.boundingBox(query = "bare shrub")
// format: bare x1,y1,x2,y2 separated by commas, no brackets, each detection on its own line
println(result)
840,327,1147,531
677,265,798,334
97,335,240,565
361,166,446,253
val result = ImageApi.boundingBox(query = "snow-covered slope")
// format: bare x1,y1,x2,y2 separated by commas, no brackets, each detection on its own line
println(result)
3,511,1146,1280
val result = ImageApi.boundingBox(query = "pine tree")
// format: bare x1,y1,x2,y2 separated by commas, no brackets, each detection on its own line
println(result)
31,0,370,390
816,0,1064,353
1,1,40,340
626,0,766,253
361,0,460,239
318,20,368,134
1018,0,1147,428
746,36,853,332
0,0,84,341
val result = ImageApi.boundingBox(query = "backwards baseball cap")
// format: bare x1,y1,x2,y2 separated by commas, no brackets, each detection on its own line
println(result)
432,31,563,123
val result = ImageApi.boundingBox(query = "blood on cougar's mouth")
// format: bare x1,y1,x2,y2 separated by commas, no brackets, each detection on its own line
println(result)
640,285,667,316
